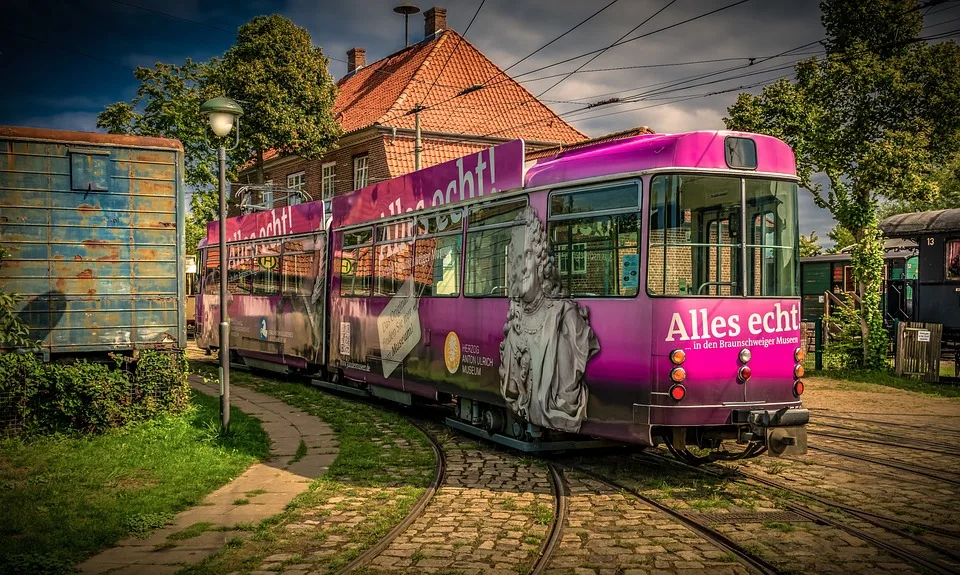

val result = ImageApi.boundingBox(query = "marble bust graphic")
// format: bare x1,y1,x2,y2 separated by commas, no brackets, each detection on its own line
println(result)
498,206,600,433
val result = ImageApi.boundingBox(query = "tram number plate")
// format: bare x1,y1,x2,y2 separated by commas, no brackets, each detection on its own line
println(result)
917,330,931,342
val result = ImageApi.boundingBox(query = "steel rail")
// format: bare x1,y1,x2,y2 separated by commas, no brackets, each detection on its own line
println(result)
808,445,960,486
808,429,960,457
529,463,568,575
639,450,960,571
561,463,784,575
334,420,447,575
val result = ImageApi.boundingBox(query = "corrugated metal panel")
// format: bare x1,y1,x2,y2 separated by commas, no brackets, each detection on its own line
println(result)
0,129,185,357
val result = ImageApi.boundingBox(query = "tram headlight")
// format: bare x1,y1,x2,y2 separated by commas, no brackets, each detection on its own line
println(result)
669,367,686,383
739,348,752,364
794,380,804,397
670,349,686,365
795,347,806,362
794,364,805,379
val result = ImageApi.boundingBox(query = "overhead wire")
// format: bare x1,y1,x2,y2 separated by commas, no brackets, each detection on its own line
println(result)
422,0,756,154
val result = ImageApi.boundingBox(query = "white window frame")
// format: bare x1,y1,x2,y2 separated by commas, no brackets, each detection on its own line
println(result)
263,179,274,210
287,171,305,206
322,162,336,200
558,242,587,275
353,155,369,190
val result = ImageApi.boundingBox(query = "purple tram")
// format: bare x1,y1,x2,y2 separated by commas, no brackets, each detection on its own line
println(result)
197,131,808,460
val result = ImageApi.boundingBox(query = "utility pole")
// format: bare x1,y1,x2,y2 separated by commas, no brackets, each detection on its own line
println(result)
414,105,422,170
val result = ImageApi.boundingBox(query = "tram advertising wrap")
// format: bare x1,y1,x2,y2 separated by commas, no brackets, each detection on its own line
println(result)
199,131,809,460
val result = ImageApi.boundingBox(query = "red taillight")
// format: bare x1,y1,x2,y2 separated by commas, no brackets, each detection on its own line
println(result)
670,367,686,383
794,380,804,397
670,349,686,365
738,366,752,381
669,384,686,401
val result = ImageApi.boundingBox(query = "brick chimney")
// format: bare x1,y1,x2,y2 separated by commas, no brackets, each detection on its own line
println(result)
346,48,366,73
424,7,447,38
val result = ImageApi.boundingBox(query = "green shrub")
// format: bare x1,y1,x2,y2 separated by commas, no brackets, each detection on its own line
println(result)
0,350,191,436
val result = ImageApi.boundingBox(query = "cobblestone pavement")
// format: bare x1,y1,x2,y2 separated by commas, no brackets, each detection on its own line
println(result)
77,375,338,575
544,471,749,575
356,430,554,575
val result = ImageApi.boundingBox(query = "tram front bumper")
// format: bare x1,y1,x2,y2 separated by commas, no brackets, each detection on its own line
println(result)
733,407,809,456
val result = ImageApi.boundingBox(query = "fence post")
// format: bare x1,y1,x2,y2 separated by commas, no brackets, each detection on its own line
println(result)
815,317,823,371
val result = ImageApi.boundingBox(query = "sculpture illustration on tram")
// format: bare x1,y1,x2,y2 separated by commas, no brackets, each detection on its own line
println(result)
499,206,600,434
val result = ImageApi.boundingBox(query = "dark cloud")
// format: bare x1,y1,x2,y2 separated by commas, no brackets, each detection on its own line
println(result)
4,0,954,240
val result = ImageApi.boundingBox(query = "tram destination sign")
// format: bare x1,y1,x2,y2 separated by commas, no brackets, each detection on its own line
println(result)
332,139,526,229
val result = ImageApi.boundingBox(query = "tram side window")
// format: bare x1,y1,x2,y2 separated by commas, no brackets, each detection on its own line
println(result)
548,182,641,297
647,174,741,296
947,239,960,280
415,210,463,297
203,248,220,294
374,220,414,297
745,179,799,296
227,254,254,295
252,241,281,296
464,199,527,297
340,228,373,297
282,236,316,296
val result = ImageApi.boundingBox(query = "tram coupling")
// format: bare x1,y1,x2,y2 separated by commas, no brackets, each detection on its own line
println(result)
733,408,809,456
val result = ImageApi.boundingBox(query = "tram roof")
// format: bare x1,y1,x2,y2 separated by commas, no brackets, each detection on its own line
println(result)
880,208,960,238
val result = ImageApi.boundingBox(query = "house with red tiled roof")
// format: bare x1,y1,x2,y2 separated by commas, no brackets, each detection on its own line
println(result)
235,6,587,212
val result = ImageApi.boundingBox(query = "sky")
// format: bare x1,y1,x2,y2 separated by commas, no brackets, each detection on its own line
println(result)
2,0,957,244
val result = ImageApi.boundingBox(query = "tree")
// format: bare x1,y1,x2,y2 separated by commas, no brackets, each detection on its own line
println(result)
879,153,960,219
800,231,823,257
98,15,342,254
209,15,341,184
826,224,855,254
724,0,960,369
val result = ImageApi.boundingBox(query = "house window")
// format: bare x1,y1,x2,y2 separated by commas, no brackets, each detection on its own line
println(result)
557,243,587,275
263,179,274,210
947,239,960,280
287,172,305,206
353,155,369,190
322,162,336,200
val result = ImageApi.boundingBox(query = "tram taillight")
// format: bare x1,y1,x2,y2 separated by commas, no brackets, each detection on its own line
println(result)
794,347,805,362
794,380,804,397
794,364,805,379
738,366,752,382
670,367,686,383
669,384,686,401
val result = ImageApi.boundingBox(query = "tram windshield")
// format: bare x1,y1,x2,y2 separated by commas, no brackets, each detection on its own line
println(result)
647,174,799,297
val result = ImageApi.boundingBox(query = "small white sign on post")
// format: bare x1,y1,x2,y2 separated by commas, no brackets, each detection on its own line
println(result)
917,330,931,342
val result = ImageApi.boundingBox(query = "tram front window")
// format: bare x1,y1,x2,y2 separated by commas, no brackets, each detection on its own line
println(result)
647,174,798,297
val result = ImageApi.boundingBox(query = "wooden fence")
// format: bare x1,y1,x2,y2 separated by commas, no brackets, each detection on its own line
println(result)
895,322,942,383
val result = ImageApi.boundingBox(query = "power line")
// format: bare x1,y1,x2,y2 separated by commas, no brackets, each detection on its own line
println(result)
535,0,679,98
418,0,485,106
425,0,755,153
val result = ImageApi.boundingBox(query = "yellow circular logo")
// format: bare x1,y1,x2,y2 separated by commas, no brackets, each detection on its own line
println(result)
443,331,461,374
258,256,278,270
340,258,354,275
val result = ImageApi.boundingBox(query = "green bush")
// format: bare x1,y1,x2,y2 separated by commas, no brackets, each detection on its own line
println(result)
0,350,191,436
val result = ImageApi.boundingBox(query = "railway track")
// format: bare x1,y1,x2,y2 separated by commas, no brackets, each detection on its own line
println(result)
808,429,960,457
808,444,960,486
638,451,960,575
529,463,567,575
334,420,447,575
810,419,960,443
556,462,783,575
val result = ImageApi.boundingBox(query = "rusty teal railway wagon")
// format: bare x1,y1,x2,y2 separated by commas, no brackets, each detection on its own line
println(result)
0,127,186,359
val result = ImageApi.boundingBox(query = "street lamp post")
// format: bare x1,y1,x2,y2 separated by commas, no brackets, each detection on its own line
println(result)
200,96,244,433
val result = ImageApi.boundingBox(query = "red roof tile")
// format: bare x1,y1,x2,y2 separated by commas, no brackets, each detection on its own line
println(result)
383,135,490,177
335,30,585,143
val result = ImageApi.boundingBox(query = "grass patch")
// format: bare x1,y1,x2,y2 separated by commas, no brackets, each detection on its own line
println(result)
183,360,435,575
529,502,554,525
233,498,250,506
809,369,960,399
167,521,213,541
288,439,308,466
763,521,797,533
0,391,269,572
